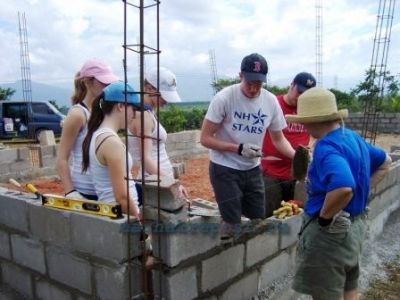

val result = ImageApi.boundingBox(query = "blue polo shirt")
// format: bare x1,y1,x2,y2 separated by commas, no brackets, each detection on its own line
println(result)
305,127,386,217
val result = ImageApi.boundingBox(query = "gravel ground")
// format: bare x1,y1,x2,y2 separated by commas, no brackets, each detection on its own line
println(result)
254,208,400,300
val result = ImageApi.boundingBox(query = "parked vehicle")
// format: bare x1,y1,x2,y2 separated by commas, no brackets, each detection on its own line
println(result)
0,101,65,139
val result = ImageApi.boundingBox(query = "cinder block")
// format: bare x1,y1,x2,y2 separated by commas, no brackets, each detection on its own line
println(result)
70,213,142,262
142,175,186,211
94,260,143,300
10,234,46,274
201,244,245,292
0,149,17,164
245,230,279,267
1,261,33,298
9,161,32,173
29,203,71,247
152,217,220,267
0,229,11,259
35,279,72,300
259,251,291,289
267,214,302,249
38,130,56,146
153,266,198,300
143,205,188,226
0,191,30,232
191,198,218,210
46,246,92,294
220,270,259,300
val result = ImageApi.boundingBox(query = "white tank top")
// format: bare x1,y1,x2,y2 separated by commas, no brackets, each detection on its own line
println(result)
128,111,174,178
89,127,139,209
70,103,96,196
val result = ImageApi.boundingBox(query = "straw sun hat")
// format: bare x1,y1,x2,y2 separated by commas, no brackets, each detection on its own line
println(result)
285,87,348,124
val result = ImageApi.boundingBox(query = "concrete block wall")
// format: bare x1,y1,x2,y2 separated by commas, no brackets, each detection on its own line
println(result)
347,112,400,134
152,162,400,300
0,188,144,299
166,130,208,161
0,145,58,182
0,153,399,300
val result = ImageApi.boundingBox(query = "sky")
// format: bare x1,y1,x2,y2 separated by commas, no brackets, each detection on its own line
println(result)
0,0,399,102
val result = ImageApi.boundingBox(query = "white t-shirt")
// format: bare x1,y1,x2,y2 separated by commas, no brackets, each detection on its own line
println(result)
205,83,286,170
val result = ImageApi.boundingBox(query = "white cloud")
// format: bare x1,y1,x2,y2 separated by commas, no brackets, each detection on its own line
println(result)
0,0,398,100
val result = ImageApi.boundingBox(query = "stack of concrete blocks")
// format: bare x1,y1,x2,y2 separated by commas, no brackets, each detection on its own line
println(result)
142,175,188,225
166,130,208,161
346,112,400,134
0,188,144,299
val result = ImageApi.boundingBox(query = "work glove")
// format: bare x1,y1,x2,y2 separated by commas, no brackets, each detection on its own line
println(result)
65,190,86,200
319,210,352,234
238,143,262,158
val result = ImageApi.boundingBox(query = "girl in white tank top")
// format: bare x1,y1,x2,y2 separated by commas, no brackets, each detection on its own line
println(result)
128,67,188,199
81,81,141,220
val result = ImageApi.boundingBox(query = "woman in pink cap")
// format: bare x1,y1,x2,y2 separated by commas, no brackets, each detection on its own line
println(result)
56,59,119,200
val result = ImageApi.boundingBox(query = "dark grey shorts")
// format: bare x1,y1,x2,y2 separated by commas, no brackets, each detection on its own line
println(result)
209,161,265,224
293,215,367,300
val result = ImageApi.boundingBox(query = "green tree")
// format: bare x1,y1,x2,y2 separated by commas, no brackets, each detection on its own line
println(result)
0,87,15,101
268,85,288,96
212,78,240,93
159,105,186,133
329,88,360,112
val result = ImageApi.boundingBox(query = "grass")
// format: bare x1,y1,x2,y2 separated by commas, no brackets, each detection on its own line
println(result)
362,255,400,300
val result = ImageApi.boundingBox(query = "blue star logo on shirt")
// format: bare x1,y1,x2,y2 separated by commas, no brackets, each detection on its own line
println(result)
252,109,267,126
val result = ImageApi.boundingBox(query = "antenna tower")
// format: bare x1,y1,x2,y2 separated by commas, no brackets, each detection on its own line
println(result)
315,0,323,87
361,0,396,144
209,49,218,95
18,12,32,102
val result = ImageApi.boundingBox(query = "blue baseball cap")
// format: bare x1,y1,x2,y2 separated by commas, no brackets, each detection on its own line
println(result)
102,81,140,107
240,53,268,82
293,72,316,93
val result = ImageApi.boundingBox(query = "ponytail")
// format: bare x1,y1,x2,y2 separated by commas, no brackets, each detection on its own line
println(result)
71,72,87,105
81,95,117,172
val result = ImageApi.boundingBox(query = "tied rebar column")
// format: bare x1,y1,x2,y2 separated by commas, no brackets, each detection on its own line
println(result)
123,1,161,299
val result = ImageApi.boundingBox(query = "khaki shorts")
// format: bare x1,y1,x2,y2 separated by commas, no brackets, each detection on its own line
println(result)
293,215,367,300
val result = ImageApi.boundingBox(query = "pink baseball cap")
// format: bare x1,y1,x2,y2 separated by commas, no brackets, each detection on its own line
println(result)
76,59,119,84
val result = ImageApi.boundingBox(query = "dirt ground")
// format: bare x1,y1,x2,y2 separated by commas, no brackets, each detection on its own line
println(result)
3,133,399,201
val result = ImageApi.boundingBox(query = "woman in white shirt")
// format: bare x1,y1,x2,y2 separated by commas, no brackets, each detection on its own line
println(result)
56,59,119,200
81,81,141,220
129,67,188,198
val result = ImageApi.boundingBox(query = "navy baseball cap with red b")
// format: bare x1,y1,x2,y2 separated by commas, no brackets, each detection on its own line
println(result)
293,72,316,93
241,53,268,82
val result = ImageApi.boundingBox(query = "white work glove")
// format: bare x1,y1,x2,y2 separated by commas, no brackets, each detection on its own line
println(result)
238,143,262,158
65,190,86,200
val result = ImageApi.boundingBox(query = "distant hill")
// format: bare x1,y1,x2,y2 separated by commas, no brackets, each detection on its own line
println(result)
0,80,72,108
0,74,215,108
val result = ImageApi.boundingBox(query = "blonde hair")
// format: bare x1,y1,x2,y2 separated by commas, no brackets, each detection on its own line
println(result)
71,72,87,105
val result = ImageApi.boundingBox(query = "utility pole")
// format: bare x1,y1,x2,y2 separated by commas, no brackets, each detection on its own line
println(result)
209,49,218,95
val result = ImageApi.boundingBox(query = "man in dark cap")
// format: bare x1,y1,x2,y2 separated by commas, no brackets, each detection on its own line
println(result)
200,53,295,239
261,72,316,217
